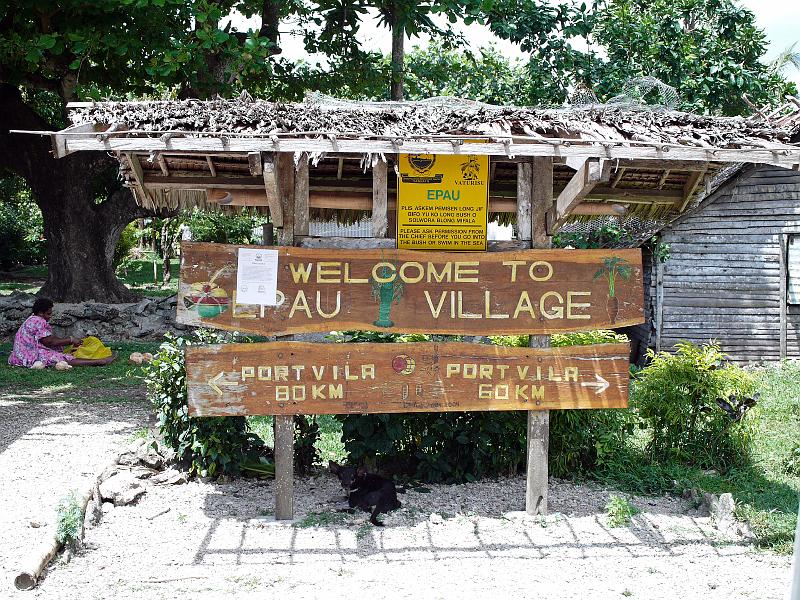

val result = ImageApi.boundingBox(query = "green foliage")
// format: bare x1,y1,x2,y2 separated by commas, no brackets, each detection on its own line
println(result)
590,0,794,115
403,42,538,105
143,330,264,478
334,331,524,482
185,210,264,245
549,330,632,476
551,330,628,347
294,415,321,475
113,223,138,269
55,491,83,545
0,178,45,269
605,494,640,527
634,341,757,470
339,411,527,483
337,330,631,482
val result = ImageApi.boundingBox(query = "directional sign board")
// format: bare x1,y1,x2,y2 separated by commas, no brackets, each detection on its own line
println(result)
178,243,644,336
185,341,630,416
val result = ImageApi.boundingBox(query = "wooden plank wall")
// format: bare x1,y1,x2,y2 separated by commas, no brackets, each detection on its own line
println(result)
656,166,800,364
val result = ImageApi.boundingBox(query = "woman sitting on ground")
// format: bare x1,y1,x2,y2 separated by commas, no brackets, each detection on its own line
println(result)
8,298,116,368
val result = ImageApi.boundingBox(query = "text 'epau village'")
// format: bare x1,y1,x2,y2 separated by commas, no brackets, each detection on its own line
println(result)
5,4,800,594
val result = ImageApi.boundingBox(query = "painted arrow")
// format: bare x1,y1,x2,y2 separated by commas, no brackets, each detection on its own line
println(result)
580,374,610,395
209,372,238,396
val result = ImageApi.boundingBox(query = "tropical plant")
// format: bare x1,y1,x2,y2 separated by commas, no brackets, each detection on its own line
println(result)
142,330,266,478
633,341,758,471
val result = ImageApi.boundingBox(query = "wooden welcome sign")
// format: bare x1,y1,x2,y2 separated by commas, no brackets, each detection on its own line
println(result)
185,341,630,416
177,242,644,336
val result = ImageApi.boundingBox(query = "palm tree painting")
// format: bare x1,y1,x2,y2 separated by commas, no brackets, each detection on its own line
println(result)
370,263,405,327
593,256,632,324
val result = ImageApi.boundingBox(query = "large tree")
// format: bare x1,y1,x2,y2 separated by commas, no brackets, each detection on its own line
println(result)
0,1,303,302
484,0,794,114
306,0,484,100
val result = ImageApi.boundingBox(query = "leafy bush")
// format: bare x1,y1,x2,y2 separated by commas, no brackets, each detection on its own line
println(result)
143,330,265,478
551,329,628,347
605,494,640,527
335,330,632,482
113,222,138,268
0,180,45,269
185,209,263,244
334,331,524,483
55,491,83,545
633,341,757,471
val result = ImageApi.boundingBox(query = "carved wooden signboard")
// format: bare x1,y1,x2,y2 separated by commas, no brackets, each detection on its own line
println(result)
185,341,630,416
177,242,644,336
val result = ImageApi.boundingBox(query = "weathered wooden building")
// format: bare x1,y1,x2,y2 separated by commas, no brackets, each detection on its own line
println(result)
629,161,800,364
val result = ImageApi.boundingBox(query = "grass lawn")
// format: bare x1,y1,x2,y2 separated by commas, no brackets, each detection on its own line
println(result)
0,256,179,298
0,341,160,403
594,361,800,554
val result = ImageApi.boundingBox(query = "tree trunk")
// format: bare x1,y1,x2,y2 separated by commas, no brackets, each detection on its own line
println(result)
0,83,163,302
390,19,405,101
33,162,143,303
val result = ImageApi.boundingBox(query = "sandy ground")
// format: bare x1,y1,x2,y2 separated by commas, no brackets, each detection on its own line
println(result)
1,398,794,600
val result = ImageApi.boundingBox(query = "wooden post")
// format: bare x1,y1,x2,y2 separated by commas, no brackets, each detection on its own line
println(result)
294,154,310,237
655,257,664,352
525,158,553,515
277,152,296,247
275,151,296,520
516,162,532,242
372,156,388,238
780,234,788,360
274,415,294,520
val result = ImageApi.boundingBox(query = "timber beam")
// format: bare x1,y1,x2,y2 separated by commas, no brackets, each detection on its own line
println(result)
37,129,800,168
546,158,611,234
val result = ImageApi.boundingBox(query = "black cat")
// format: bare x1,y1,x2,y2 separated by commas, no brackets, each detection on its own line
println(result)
329,461,402,526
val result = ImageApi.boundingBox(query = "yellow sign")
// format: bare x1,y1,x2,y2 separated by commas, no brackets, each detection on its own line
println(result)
396,153,489,251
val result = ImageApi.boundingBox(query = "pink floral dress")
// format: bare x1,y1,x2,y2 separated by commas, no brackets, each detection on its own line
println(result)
8,315,73,368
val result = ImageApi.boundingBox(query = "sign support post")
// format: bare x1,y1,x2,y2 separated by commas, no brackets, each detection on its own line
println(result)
525,158,554,515
274,151,298,520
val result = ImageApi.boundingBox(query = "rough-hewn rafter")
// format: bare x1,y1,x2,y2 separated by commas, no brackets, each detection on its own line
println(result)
546,159,611,234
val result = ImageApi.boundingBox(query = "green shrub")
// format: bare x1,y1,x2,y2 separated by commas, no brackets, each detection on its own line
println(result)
0,181,45,269
185,209,263,244
633,341,757,471
551,329,628,347
113,222,138,268
605,494,640,527
336,330,632,482
55,491,83,545
143,330,265,478
334,331,525,482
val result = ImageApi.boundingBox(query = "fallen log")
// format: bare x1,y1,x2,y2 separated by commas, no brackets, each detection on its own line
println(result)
14,485,93,591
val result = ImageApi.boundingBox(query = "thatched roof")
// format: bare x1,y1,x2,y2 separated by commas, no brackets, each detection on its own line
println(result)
68,96,800,149
32,96,799,233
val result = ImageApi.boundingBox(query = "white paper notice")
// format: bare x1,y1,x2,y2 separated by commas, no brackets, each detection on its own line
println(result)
236,248,279,305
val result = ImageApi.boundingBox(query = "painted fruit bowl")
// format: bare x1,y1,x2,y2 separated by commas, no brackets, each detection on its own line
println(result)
185,282,230,318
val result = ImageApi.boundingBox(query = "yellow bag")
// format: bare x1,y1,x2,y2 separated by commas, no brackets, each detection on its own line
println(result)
71,336,112,360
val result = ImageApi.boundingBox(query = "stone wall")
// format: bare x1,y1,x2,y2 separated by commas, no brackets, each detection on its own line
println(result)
0,293,191,341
